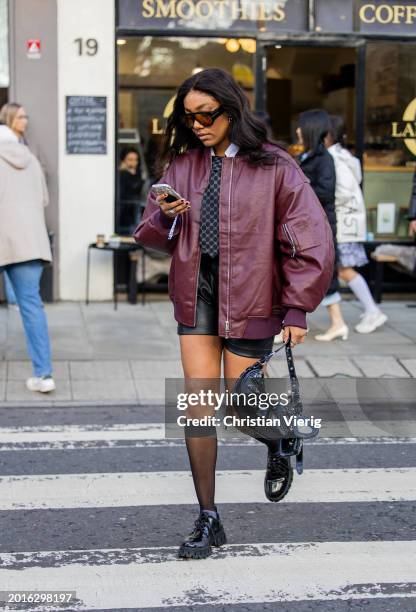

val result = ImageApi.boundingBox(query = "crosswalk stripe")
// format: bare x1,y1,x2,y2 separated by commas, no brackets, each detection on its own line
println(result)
0,423,165,443
0,468,415,510
2,402,415,610
1,542,415,608
0,421,415,449
2,435,416,451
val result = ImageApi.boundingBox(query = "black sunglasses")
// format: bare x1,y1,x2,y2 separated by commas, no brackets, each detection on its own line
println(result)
182,106,224,129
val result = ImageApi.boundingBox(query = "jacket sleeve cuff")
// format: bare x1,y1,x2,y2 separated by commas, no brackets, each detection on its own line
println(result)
158,208,174,228
283,307,307,329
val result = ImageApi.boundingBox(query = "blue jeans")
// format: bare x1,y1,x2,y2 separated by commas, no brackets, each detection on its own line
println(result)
0,260,52,377
3,271,17,304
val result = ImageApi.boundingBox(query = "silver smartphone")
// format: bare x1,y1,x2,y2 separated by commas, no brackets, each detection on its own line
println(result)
151,183,183,204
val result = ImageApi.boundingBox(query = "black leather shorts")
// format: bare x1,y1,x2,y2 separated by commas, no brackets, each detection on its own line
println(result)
177,253,274,359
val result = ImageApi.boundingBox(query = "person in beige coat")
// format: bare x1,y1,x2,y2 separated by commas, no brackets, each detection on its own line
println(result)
0,124,55,392
0,102,30,305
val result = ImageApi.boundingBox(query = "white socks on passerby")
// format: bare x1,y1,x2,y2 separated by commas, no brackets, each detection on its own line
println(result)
348,274,379,315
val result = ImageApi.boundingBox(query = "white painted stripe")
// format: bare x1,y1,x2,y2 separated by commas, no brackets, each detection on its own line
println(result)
0,421,414,447
337,420,416,437
311,436,416,445
0,468,415,510
0,542,415,609
1,436,415,452
0,423,165,443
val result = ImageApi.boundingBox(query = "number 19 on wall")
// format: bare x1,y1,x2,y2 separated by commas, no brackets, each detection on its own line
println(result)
74,38,99,56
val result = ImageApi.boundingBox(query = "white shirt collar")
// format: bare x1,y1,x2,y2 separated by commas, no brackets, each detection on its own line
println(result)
211,142,239,157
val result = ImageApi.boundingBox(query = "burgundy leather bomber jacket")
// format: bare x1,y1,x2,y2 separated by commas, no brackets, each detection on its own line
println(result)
134,143,335,339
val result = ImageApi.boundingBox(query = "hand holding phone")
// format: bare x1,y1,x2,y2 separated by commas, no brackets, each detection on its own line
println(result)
151,183,191,220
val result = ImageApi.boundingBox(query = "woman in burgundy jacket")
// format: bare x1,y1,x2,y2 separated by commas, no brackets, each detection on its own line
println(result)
135,68,334,560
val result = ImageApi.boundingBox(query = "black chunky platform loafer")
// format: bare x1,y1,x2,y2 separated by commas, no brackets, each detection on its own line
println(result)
178,512,227,559
264,451,293,502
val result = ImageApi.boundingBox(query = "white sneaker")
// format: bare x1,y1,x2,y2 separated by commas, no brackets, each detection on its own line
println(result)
26,376,56,393
355,311,388,334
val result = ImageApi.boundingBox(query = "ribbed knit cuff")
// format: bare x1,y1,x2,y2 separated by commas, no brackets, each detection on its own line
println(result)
283,307,307,329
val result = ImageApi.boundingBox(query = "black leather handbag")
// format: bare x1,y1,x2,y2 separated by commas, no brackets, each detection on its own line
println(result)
230,340,319,474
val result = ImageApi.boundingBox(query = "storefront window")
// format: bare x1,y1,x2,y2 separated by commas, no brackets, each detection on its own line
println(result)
363,42,416,237
116,35,255,234
266,45,356,151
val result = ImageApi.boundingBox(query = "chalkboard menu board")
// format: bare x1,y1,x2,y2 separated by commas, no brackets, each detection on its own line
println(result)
66,96,107,155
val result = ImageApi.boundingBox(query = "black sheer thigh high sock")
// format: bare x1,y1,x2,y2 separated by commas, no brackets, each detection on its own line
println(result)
185,433,218,512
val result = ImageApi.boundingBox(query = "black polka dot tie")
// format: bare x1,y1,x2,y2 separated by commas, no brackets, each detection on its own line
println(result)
199,156,223,257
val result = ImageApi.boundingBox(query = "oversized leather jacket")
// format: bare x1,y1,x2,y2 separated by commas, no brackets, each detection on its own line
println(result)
134,143,334,339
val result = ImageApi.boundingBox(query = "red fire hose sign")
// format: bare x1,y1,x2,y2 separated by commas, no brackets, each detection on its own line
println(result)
26,39,41,59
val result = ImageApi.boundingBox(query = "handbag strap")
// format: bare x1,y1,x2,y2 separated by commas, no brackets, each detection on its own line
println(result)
257,341,286,366
258,336,297,382
285,342,300,404
256,335,300,402
238,333,297,387
238,335,319,440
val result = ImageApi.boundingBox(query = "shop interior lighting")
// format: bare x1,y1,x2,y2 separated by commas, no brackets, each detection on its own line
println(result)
239,39,256,53
117,39,127,46
223,38,256,53
225,38,240,53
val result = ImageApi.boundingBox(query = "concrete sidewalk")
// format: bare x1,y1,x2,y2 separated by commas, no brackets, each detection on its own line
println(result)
1,298,416,405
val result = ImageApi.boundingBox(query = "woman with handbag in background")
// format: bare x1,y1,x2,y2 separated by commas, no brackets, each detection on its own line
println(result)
327,116,387,334
135,68,334,559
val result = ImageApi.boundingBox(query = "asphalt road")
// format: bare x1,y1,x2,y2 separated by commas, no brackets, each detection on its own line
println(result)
0,404,415,611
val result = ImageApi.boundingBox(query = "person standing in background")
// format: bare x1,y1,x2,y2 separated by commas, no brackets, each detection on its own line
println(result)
296,109,349,342
0,102,29,144
327,116,387,334
119,147,144,232
0,103,30,300
0,124,55,393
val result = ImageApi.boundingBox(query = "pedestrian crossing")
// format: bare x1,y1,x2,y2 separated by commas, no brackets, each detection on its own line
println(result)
0,406,415,610
1,542,416,609
1,467,415,510
1,421,415,450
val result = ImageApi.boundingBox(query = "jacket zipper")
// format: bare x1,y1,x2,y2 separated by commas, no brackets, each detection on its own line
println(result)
283,223,296,258
193,248,201,326
225,159,235,338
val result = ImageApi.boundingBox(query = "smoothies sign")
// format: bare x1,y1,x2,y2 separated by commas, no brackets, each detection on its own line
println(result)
392,98,416,156
141,0,286,20
118,0,308,31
